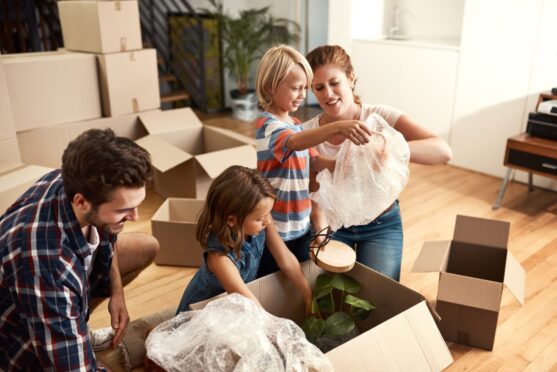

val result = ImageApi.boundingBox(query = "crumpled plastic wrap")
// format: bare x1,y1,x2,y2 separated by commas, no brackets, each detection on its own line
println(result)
145,293,333,372
312,113,410,231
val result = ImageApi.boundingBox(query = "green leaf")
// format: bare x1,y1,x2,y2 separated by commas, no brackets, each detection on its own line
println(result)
318,294,334,314
344,295,375,311
311,298,320,314
314,274,333,299
323,311,355,336
302,316,325,342
352,306,372,321
331,274,360,294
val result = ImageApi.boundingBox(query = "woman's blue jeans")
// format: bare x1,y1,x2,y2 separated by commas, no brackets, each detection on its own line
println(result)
331,201,403,281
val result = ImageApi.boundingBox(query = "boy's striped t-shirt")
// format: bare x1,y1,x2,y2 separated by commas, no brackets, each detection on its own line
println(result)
256,112,319,241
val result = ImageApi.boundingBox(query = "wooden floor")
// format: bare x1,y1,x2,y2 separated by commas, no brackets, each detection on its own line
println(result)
91,108,557,371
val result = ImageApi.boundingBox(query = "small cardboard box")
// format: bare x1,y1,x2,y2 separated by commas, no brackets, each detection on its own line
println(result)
2,50,102,132
97,49,160,117
0,164,52,214
413,215,526,350
151,198,205,267
191,261,454,371
16,113,147,168
135,108,256,199
58,0,142,54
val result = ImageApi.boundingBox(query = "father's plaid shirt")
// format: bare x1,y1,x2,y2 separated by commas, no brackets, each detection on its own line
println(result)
0,170,114,371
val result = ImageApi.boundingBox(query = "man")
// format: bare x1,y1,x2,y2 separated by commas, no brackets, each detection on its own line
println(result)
0,129,159,371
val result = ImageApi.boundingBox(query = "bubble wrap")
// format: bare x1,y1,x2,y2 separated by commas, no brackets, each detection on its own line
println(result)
312,113,410,231
145,294,333,372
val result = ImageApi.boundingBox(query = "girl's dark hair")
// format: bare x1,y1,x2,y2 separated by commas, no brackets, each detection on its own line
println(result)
62,128,152,206
306,44,361,104
196,166,276,258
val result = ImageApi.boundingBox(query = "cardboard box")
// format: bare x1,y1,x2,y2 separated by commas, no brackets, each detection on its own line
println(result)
97,49,160,117
2,51,102,132
0,164,52,214
16,113,147,168
0,51,16,141
135,108,256,199
413,215,525,350
58,0,142,54
191,261,454,371
151,198,205,267
0,137,21,164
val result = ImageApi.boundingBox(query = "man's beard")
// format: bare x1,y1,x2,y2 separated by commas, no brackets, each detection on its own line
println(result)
84,208,125,235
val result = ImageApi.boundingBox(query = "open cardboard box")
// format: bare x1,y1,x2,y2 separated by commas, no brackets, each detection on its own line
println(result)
0,163,52,214
135,108,256,199
58,0,142,54
16,113,148,168
413,214,525,350
191,261,453,371
151,198,205,267
2,50,102,132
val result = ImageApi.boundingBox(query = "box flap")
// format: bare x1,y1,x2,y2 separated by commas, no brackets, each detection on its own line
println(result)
412,240,451,273
504,252,525,305
135,135,192,172
204,125,256,147
139,108,202,134
438,272,502,312
453,215,509,249
327,301,453,371
195,145,256,179
0,162,24,176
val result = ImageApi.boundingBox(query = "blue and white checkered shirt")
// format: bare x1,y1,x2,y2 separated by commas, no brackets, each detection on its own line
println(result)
0,170,114,371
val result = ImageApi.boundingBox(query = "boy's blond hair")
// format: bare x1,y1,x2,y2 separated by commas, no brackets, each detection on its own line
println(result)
256,45,313,110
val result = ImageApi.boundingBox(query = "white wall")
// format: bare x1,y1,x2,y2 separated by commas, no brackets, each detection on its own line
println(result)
450,0,545,178
327,0,352,52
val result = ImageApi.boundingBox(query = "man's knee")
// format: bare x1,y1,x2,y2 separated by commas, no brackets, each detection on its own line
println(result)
141,233,160,264
117,232,160,272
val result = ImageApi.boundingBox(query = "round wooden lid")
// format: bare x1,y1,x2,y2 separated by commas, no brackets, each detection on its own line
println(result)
313,239,356,273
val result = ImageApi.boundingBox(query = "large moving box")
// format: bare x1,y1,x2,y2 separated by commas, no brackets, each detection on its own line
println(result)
151,198,205,267
0,51,16,143
413,215,525,350
2,51,102,132
0,164,52,214
97,49,160,117
16,113,147,168
135,108,256,199
191,261,454,371
0,137,21,164
59,0,142,53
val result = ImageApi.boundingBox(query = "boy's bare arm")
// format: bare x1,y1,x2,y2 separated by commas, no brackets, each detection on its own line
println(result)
286,120,372,151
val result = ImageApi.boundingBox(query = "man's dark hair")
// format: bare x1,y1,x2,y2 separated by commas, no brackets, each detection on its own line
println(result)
62,128,152,206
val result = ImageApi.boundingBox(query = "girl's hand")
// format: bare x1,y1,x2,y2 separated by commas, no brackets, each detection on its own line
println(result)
337,120,372,145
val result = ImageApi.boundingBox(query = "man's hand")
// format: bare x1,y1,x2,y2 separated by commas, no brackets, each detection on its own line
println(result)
108,290,129,348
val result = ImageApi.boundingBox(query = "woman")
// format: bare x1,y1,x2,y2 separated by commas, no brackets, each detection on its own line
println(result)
304,45,452,281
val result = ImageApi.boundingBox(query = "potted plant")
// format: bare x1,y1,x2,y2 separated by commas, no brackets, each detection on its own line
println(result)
302,273,375,352
207,0,300,120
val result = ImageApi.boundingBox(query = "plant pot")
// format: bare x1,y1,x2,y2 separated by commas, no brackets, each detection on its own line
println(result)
230,89,259,121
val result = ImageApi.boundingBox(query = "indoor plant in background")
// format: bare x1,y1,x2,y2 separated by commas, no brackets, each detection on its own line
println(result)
207,0,300,121
302,273,375,353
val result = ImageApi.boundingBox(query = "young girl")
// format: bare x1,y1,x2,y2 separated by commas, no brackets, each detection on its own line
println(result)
176,165,311,312
255,45,372,277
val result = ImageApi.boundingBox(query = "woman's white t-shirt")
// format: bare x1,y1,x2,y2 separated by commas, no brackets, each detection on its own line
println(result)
302,104,403,158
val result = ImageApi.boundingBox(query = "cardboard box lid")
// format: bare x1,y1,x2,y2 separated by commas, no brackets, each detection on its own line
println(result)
327,301,453,371
504,252,525,305
138,108,203,134
453,215,509,249
438,272,503,312
204,125,256,147
195,145,257,179
412,240,451,273
135,135,192,172
0,164,51,191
